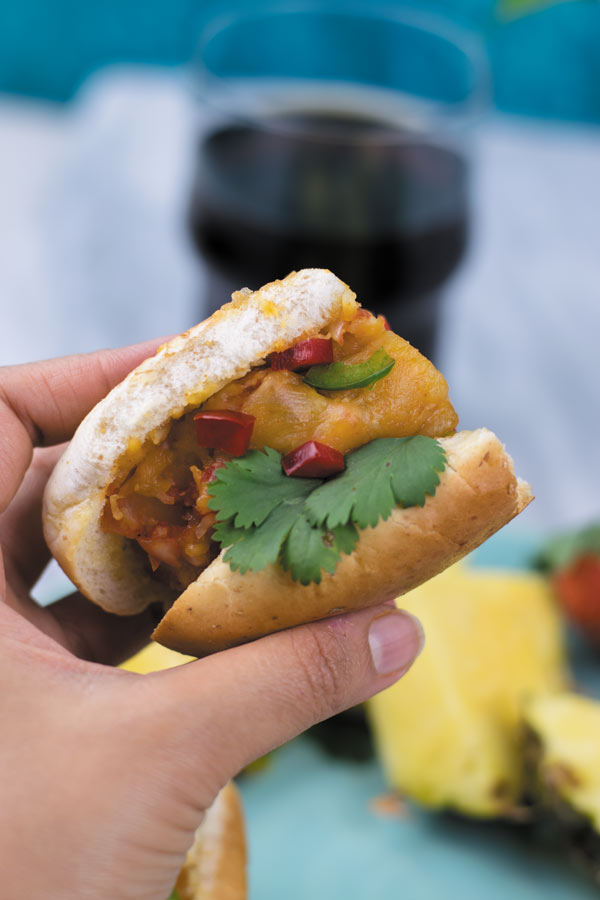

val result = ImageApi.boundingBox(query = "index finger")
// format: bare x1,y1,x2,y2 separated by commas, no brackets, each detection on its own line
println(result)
0,338,166,513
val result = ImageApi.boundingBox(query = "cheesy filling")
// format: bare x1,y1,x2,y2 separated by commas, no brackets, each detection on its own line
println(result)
101,311,458,589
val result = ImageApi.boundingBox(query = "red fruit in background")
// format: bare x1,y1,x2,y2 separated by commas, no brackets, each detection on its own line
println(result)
552,554,600,642
282,441,345,478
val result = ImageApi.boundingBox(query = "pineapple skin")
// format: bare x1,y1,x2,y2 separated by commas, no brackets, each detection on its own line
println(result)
367,563,569,817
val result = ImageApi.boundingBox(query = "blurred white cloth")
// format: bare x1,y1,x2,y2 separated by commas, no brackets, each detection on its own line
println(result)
1,66,599,534
0,69,200,360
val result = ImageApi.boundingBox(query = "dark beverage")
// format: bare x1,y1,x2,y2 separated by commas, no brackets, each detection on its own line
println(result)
188,111,469,359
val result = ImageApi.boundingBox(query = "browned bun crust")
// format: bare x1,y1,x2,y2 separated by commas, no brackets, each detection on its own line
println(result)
175,781,246,900
42,269,358,616
42,268,532,660
153,428,533,657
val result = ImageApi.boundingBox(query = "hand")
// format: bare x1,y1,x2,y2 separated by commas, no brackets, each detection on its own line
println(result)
0,345,424,900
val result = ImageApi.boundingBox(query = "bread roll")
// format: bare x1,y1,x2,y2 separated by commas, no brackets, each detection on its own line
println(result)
175,781,246,900
42,269,532,658
154,428,532,656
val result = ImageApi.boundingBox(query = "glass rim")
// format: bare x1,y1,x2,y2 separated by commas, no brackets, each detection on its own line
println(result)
191,2,491,141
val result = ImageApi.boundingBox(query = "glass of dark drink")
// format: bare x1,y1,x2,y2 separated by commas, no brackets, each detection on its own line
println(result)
188,7,488,360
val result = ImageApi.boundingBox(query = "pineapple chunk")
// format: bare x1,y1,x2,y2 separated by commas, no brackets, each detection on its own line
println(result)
523,692,600,832
367,563,569,817
121,642,193,673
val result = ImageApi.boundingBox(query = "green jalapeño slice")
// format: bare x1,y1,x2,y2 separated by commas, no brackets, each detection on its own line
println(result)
303,348,395,391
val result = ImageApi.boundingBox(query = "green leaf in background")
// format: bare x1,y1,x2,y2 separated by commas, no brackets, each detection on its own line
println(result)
496,0,571,22
535,523,600,572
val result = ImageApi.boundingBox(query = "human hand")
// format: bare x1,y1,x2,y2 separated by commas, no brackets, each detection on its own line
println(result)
0,345,424,899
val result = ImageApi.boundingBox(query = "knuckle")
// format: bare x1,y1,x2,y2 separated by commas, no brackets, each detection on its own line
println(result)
288,623,352,719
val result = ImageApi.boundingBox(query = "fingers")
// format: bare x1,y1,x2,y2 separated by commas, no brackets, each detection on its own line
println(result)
0,338,165,511
0,445,65,588
2,583,160,667
0,440,158,662
45,592,161,666
145,605,424,803
0,339,166,447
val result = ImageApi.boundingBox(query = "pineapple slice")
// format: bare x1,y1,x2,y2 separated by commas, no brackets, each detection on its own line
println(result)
121,641,193,673
367,563,569,817
523,692,600,833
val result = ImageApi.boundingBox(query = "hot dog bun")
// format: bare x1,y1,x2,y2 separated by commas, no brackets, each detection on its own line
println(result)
43,269,532,657
175,781,246,900
154,428,532,656
43,269,358,616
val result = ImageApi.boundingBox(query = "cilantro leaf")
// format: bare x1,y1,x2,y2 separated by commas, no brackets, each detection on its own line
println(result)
207,447,320,528
219,499,304,574
390,436,447,507
304,437,446,530
280,516,336,585
280,519,359,585
330,521,360,555
208,438,446,584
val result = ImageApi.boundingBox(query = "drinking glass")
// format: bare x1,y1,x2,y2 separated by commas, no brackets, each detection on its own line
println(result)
188,5,488,360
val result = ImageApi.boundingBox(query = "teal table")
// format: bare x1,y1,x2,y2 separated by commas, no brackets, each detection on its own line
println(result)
239,530,600,899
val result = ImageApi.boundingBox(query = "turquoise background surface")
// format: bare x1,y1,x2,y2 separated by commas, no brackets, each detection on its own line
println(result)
239,529,600,899
1,0,600,121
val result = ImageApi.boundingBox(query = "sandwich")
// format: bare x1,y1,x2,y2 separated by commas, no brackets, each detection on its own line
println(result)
170,781,246,900
43,269,532,657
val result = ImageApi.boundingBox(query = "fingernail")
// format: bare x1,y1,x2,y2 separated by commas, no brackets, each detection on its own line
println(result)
368,611,425,676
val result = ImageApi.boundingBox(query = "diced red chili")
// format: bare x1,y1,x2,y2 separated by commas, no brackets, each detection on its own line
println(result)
269,338,334,371
282,441,345,478
194,410,255,457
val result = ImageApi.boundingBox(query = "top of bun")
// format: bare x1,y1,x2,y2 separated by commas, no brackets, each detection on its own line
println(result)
43,269,358,613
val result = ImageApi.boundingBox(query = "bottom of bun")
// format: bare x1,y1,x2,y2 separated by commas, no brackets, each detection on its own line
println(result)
174,781,246,900
153,429,532,658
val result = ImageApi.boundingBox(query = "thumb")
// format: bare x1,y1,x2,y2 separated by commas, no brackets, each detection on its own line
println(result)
145,603,424,804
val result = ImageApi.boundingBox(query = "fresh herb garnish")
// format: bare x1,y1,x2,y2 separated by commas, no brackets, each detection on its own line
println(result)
167,890,180,900
535,524,600,572
281,517,359,584
303,347,395,391
208,447,320,527
208,437,446,585
304,436,447,529
214,498,309,575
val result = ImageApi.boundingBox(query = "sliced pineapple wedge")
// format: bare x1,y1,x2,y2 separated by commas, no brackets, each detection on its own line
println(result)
367,563,569,817
120,641,194,673
523,692,600,832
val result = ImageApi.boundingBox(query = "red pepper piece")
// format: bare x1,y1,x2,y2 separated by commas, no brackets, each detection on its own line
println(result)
194,410,255,457
269,338,334,371
380,315,391,331
282,441,345,478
